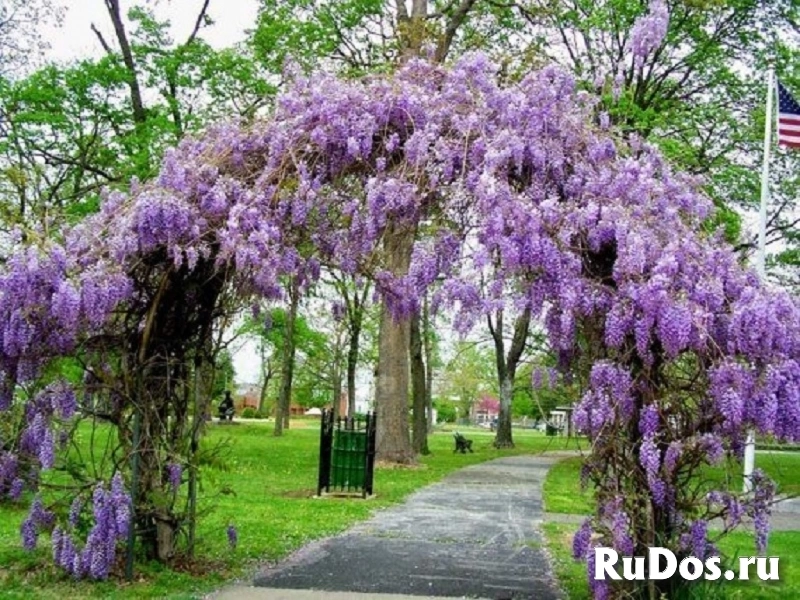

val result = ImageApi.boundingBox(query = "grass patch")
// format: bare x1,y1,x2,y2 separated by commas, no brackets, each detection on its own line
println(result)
543,451,800,517
543,450,800,599
543,522,800,600
0,422,568,599
543,522,590,600
543,456,592,514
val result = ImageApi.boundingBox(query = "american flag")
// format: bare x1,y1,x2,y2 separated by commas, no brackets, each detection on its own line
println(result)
777,80,800,149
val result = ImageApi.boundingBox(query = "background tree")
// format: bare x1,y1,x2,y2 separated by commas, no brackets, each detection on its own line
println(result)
0,0,65,76
440,343,496,424
512,0,800,283
0,1,269,239
487,306,530,448
329,271,372,416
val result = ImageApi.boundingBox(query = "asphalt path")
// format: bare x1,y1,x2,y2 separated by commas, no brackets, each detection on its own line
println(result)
214,455,564,600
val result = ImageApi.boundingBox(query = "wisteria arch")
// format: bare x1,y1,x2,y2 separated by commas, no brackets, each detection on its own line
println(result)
0,53,798,597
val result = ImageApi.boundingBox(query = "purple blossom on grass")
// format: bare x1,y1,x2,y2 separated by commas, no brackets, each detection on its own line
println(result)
227,524,238,550
572,519,593,559
21,517,37,550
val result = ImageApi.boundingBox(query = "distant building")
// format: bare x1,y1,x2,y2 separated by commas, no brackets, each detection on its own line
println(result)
471,394,500,425
235,384,260,410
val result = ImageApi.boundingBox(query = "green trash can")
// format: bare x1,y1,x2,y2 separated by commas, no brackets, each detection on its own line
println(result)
331,428,367,489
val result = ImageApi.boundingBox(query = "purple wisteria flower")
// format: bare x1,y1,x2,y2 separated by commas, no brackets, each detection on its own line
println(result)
690,519,708,559
630,1,669,68
166,462,182,493
45,475,132,580
69,495,83,528
572,519,593,559
638,405,659,437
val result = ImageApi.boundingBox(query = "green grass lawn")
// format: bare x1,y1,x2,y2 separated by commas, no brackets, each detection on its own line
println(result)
543,451,800,516
544,523,800,600
0,422,571,600
542,451,800,599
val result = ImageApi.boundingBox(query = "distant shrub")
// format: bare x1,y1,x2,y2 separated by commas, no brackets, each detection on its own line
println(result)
240,407,257,419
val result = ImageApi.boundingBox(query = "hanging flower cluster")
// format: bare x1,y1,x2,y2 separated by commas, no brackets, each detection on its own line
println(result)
50,473,131,580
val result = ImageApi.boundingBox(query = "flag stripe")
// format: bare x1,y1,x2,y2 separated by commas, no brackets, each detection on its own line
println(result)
780,131,800,142
777,80,800,149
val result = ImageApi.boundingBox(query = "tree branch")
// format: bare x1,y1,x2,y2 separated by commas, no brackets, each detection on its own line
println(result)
186,0,211,46
90,23,113,54
435,0,477,62
103,0,146,124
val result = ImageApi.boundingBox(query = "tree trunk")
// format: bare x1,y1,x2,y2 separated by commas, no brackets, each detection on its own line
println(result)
423,295,435,433
490,307,531,449
375,219,415,463
258,337,272,413
410,312,429,455
258,360,272,414
103,0,146,125
496,374,514,448
346,320,360,417
275,283,299,436
332,352,343,421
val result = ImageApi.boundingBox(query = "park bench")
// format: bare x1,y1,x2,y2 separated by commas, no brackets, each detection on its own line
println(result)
453,432,473,454
217,404,234,422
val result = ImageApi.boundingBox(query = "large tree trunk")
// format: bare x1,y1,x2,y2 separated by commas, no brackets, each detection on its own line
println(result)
496,374,514,448
373,0,477,462
375,219,415,463
126,258,225,565
274,283,299,436
375,3,424,463
410,312,429,455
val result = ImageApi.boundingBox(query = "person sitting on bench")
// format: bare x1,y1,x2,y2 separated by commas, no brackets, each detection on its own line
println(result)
218,391,234,422
453,431,473,453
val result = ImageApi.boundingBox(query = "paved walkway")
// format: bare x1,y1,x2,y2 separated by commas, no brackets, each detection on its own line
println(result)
212,455,564,600
207,452,800,600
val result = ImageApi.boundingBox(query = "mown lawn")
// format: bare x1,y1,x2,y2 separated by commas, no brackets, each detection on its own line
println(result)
543,451,800,515
0,421,570,600
545,523,800,600
542,451,800,599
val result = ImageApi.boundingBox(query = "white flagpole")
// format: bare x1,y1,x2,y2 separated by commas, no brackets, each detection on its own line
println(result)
744,67,774,493
756,68,774,278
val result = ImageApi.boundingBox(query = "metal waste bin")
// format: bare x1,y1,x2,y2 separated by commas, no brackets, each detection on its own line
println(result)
331,428,367,488
317,410,376,497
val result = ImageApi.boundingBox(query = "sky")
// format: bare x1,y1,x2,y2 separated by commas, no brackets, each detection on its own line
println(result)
43,0,260,65
43,0,264,383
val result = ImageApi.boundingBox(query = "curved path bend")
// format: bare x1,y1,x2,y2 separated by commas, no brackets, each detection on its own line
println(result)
212,454,565,600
